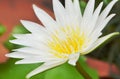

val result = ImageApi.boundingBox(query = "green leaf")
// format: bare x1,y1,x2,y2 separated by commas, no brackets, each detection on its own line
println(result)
45,63,84,79
0,57,98,79
44,57,99,79
0,59,45,79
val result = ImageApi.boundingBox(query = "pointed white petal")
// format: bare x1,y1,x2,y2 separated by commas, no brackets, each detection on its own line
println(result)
15,57,58,64
81,0,95,32
13,47,51,56
65,0,73,13
91,14,116,38
6,52,56,64
88,14,115,43
6,52,51,59
13,34,31,39
68,53,80,66
65,0,81,26
95,0,118,29
87,2,103,36
97,14,116,32
13,33,49,43
65,0,74,24
26,59,67,79
99,0,117,20
6,52,34,58
81,32,119,55
83,0,95,21
15,58,42,64
10,39,48,49
33,5,57,30
53,0,66,26
74,0,82,19
20,20,47,34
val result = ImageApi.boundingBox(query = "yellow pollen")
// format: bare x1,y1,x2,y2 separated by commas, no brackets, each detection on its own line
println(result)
47,26,86,58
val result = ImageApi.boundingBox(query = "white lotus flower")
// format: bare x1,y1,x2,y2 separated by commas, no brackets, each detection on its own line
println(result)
6,0,119,78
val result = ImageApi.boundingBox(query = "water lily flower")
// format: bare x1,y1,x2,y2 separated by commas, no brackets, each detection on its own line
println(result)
6,0,119,78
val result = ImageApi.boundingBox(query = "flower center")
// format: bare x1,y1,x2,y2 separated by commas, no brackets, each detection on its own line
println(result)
47,26,86,58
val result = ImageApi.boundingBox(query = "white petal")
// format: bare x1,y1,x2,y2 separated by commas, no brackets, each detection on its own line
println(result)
33,5,57,31
13,34,31,39
99,0,117,20
65,0,74,14
15,58,42,64
13,33,49,43
6,52,33,58
65,0,74,24
95,0,118,29
80,0,95,32
87,2,103,36
81,32,119,55
96,14,116,33
6,52,50,59
91,14,116,39
26,59,67,79
83,0,95,19
74,0,82,20
13,47,51,56
15,57,58,64
20,20,47,34
6,52,56,64
53,0,66,26
65,0,81,26
9,38,48,49
68,53,80,66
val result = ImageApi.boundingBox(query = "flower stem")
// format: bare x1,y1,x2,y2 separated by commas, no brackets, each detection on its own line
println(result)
75,61,92,79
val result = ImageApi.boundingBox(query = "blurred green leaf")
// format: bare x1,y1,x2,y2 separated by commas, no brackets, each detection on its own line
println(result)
0,59,44,79
103,0,111,5
12,25,30,34
0,24,6,36
80,0,87,14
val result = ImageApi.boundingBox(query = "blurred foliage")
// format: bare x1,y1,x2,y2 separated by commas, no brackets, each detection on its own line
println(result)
0,24,6,36
80,0,87,14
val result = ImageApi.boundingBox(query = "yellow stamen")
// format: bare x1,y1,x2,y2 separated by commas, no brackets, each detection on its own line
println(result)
47,26,86,58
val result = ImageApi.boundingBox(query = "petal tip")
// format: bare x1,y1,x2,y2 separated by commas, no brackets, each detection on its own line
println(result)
20,20,29,26
15,61,22,64
32,4,37,9
5,54,9,57
20,20,24,23
32,4,39,12
68,60,76,66
20,20,28,24
9,40,14,43
26,72,34,79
